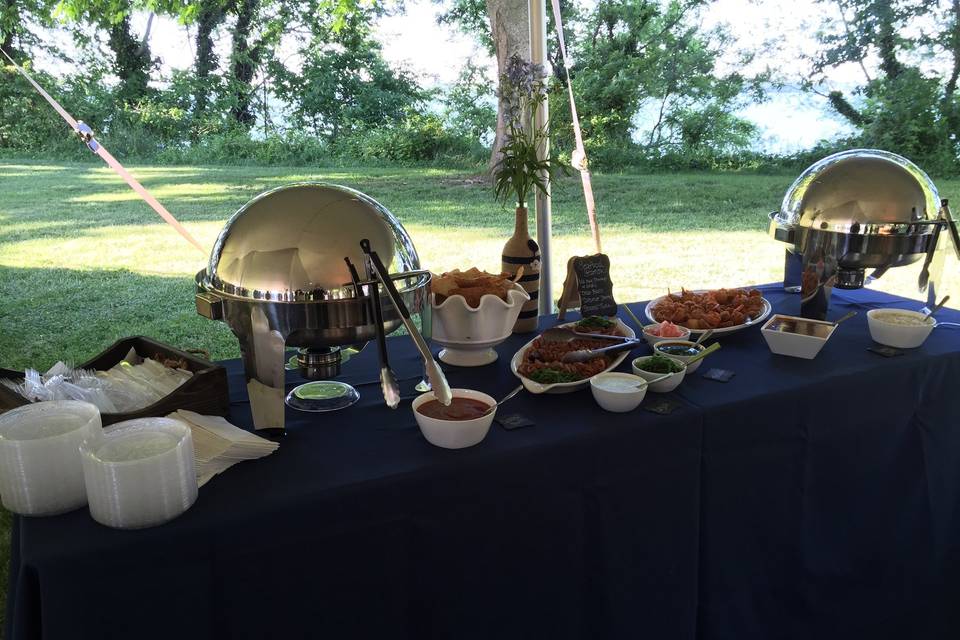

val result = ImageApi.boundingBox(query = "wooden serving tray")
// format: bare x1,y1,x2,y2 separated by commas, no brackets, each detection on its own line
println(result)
0,336,230,426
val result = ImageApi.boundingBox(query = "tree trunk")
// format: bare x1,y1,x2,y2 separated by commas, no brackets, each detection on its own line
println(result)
230,0,261,127
195,0,224,118
107,14,153,102
486,0,530,174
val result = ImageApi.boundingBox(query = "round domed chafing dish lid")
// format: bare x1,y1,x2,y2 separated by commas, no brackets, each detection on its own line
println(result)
195,182,430,348
201,182,421,301
194,183,432,430
771,149,941,240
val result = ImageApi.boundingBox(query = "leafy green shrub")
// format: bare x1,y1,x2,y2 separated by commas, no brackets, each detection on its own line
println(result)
0,65,91,159
443,60,496,144
337,112,482,163
157,130,333,166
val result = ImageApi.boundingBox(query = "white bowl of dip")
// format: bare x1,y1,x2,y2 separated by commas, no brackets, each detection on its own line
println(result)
590,372,648,412
411,389,496,449
867,309,935,349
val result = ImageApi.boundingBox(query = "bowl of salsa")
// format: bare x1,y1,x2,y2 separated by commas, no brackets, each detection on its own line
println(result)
411,388,497,449
653,340,708,373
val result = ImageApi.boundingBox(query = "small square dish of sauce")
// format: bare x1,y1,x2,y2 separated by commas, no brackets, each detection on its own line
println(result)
761,314,837,359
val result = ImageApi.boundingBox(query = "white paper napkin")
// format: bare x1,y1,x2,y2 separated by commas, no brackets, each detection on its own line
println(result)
168,410,278,487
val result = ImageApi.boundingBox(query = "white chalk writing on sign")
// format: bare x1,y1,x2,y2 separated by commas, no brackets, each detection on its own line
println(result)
573,254,617,317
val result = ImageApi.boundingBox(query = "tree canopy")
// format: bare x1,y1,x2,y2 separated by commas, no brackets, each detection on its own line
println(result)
0,0,957,173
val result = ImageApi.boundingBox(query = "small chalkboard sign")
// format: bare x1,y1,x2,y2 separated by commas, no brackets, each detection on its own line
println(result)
557,253,617,320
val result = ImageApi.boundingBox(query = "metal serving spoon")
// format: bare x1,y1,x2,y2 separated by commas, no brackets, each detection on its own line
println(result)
481,384,524,416
832,310,858,325
635,373,672,387
693,329,714,346
923,295,950,322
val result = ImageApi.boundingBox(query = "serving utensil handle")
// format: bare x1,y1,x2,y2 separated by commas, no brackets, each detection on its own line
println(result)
923,295,950,321
357,255,400,409
684,342,721,365
360,239,453,406
581,340,641,358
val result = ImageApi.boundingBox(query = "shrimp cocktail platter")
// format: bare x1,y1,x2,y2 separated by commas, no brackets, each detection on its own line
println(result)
644,288,772,335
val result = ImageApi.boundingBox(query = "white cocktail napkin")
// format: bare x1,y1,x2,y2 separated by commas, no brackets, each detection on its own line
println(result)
168,410,278,487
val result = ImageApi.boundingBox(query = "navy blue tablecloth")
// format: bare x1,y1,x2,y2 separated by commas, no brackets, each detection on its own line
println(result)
6,285,960,639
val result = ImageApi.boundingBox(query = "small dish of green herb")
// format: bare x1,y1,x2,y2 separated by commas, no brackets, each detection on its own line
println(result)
576,316,615,331
631,355,687,393
634,355,684,374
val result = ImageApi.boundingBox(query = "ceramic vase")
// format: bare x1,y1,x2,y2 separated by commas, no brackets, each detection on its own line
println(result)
501,206,540,333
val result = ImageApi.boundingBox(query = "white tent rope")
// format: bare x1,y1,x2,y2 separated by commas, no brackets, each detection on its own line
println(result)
549,0,602,254
1,48,206,253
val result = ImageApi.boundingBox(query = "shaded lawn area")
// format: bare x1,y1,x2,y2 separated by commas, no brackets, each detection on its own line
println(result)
0,159,958,631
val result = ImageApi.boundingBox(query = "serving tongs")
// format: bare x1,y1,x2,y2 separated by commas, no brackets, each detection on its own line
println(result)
542,327,637,344
359,239,452,407
346,257,401,408
561,340,641,363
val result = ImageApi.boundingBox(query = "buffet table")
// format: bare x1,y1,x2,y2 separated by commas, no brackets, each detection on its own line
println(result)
6,284,960,640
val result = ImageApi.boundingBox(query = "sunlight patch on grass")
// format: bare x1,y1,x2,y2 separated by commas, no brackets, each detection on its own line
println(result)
0,222,220,275
4,213,957,310
405,225,786,304
0,163,69,173
68,182,239,203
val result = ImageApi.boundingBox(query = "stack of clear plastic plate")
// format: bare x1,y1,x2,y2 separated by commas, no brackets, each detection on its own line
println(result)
80,417,197,529
0,400,101,516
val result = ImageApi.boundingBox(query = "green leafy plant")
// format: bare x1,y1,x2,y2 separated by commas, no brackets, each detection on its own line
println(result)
492,54,568,208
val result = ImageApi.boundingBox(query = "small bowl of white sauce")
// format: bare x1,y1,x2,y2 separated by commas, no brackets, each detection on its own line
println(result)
590,372,648,413
867,309,936,349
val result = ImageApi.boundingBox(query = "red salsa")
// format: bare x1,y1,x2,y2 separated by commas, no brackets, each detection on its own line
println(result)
417,397,490,421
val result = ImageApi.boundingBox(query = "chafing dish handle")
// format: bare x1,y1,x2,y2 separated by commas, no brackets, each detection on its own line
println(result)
360,239,453,406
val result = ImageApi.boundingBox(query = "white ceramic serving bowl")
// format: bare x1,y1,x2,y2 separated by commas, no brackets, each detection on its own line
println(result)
866,308,936,349
431,284,530,366
642,323,691,346
760,314,836,359
631,357,687,393
653,340,708,374
411,388,496,449
590,372,648,412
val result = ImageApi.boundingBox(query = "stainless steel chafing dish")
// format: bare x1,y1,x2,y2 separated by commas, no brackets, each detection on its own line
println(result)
769,149,959,319
195,182,431,431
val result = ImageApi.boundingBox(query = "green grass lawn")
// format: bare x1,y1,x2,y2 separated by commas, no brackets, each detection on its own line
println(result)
2,160,958,372
0,158,958,631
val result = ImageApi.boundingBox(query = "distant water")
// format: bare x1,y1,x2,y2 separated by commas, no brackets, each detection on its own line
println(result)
736,86,857,153
633,85,856,154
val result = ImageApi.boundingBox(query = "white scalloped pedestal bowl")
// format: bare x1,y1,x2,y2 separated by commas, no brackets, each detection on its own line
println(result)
431,284,531,367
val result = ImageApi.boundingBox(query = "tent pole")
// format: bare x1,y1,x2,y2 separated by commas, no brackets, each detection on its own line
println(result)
530,0,552,317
